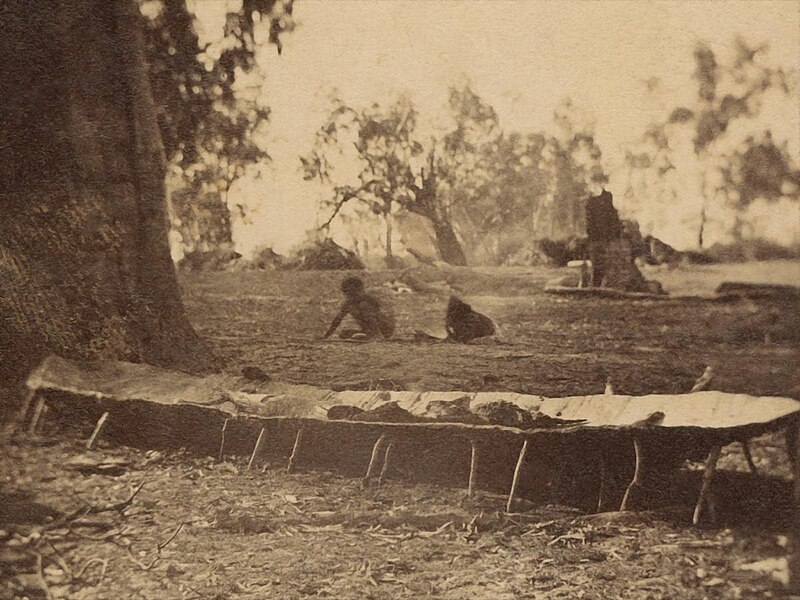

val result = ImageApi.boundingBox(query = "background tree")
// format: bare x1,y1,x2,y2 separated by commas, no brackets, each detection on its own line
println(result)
623,37,798,248
301,94,426,264
304,86,613,266
140,0,293,254
302,85,509,266
533,99,608,240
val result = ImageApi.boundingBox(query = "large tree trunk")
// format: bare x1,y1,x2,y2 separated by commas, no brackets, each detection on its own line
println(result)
407,157,468,266
432,219,468,266
0,0,216,394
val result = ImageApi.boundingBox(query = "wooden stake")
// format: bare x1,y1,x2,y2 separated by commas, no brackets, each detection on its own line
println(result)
15,388,36,432
787,426,799,594
287,428,305,473
363,433,387,485
690,365,714,393
787,423,799,475
692,445,721,526
620,438,642,511
741,440,757,474
35,405,49,436
247,428,266,471
468,440,478,498
377,438,394,485
217,418,229,462
27,396,46,436
506,439,529,513
597,452,608,513
86,412,109,450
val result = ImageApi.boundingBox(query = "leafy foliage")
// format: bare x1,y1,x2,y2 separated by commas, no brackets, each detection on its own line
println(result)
303,87,609,265
139,0,294,250
301,93,427,259
623,37,798,246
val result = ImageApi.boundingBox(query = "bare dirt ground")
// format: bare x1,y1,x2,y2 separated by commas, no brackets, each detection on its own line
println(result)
3,260,800,599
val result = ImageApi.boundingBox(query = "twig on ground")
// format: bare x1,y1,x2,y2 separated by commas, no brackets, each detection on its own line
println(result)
35,552,54,600
74,557,108,582
127,522,186,571
36,481,146,536
45,539,73,578
95,480,146,515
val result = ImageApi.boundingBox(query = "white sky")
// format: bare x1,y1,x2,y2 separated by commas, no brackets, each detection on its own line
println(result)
191,0,800,256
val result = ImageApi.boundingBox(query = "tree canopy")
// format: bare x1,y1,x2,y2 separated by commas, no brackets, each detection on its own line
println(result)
140,0,294,252
623,37,799,247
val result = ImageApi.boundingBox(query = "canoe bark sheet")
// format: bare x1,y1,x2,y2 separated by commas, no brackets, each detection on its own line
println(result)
23,356,800,524
27,356,800,442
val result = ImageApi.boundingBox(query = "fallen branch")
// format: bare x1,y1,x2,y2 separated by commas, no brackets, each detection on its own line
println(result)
37,481,146,535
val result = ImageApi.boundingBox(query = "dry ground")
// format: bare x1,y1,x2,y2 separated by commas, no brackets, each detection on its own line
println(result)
3,260,800,599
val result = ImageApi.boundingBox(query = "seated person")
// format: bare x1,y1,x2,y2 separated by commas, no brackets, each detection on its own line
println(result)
322,277,395,340
445,296,495,343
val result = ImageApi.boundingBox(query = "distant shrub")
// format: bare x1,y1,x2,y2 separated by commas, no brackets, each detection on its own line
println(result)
178,245,242,271
246,246,287,271
286,238,365,271
702,239,800,263
500,237,588,267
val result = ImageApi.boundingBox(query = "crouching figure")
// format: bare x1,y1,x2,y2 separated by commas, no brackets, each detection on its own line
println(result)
445,296,495,343
323,277,395,340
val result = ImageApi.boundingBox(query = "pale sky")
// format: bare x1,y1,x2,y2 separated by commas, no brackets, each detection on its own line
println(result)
189,0,800,257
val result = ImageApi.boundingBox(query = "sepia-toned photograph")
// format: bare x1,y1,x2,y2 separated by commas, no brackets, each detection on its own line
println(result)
2,0,799,597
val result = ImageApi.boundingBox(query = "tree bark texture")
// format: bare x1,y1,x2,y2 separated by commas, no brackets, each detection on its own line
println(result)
0,0,216,385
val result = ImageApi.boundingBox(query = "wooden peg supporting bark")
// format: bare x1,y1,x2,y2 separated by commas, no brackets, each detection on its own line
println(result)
217,418,230,463
377,438,394,486
506,439,529,513
363,433,388,485
27,396,46,436
86,412,109,450
741,440,757,474
468,440,479,498
287,428,305,473
597,452,608,513
787,423,799,475
787,421,800,593
14,388,36,433
247,428,267,471
620,438,642,511
690,365,714,393
35,405,49,436
692,445,721,526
